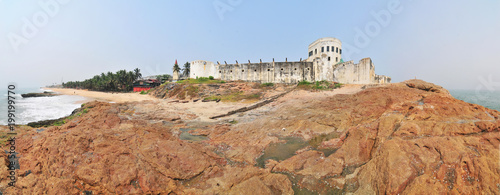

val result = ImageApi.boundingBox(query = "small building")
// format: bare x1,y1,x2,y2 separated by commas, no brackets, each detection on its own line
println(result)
133,79,161,92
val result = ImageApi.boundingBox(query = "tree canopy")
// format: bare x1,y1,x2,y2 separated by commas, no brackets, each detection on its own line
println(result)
182,62,190,77
173,62,181,73
63,68,142,92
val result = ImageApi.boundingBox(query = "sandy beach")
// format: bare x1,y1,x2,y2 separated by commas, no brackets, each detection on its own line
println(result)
44,85,366,122
44,88,157,103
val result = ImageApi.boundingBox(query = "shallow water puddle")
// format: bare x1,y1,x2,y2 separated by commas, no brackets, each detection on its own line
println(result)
179,128,208,141
255,132,341,168
255,136,309,168
255,132,343,194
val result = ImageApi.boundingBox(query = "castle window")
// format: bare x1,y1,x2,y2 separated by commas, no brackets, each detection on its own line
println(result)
340,49,342,54
336,47,338,53
328,57,331,61
321,47,324,52
327,46,329,52
242,70,244,72
307,68,310,71
254,69,257,72
294,68,297,71
230,70,232,73
281,68,284,71
267,69,270,71
219,71,222,73
336,57,338,62
315,49,317,54
309,51,313,57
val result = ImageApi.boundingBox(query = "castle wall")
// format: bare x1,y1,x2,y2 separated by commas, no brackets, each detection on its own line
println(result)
190,60,218,79
333,58,390,84
375,75,391,84
189,58,390,84
186,38,390,84
216,61,314,83
334,58,374,84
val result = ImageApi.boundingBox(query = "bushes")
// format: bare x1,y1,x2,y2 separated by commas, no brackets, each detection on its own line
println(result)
177,77,225,84
204,91,262,102
139,88,153,95
261,83,274,87
298,80,312,86
312,80,330,90
297,80,343,90
186,85,199,97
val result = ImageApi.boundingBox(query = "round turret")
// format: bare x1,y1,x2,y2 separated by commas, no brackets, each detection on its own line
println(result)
306,37,342,63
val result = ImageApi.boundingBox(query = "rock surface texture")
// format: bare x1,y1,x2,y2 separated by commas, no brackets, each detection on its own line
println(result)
0,79,499,194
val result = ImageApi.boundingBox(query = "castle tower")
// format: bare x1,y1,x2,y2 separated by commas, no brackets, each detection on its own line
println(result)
306,37,342,63
306,37,342,81
173,59,180,80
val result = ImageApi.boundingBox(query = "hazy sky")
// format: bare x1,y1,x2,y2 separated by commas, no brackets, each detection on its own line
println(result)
1,0,499,90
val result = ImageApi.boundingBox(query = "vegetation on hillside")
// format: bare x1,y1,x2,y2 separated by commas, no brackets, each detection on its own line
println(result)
297,80,342,90
176,77,226,84
63,68,142,92
260,83,274,87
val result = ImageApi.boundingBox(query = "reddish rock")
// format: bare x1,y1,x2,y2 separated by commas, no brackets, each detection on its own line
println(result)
318,137,343,149
1,79,499,194
272,150,324,173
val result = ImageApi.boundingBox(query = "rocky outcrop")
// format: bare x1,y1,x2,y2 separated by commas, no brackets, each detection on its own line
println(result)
205,79,500,194
21,92,59,98
1,79,499,194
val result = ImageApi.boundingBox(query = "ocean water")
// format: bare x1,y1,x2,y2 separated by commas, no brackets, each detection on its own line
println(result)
0,87,86,125
449,90,500,111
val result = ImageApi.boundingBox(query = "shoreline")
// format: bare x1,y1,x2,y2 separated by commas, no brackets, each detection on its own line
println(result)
44,88,157,103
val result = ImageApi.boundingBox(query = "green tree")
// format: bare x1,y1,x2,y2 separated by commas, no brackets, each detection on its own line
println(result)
134,68,142,80
182,62,190,77
173,62,181,73
62,68,142,92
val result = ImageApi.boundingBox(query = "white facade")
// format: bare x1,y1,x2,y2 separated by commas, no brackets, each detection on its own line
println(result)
190,60,217,79
306,38,343,82
306,37,342,63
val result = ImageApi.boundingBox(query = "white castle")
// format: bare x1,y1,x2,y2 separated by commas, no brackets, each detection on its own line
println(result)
185,37,390,84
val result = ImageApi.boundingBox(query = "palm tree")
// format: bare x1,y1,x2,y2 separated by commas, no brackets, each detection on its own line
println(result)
173,61,181,73
134,68,142,80
182,62,190,77
127,71,135,91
